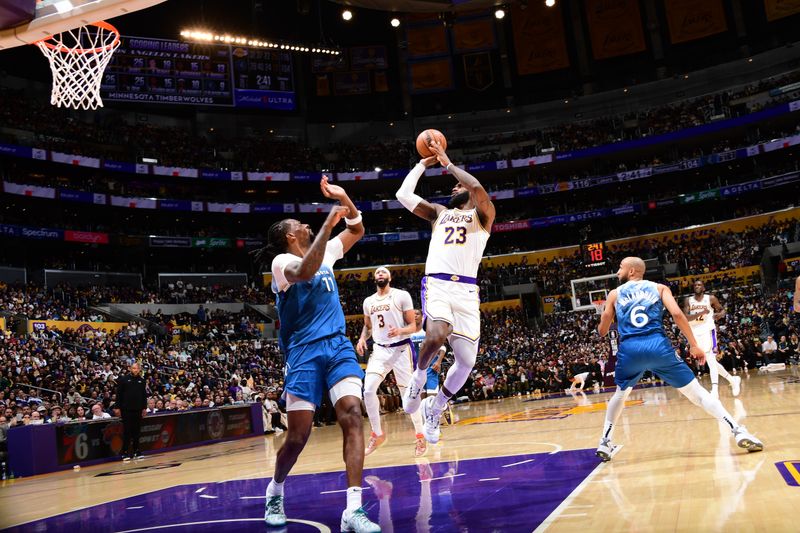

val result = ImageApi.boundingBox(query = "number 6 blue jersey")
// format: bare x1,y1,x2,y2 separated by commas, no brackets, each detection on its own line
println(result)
614,280,665,341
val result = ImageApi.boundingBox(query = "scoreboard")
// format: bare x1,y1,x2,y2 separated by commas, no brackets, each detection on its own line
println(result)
581,242,608,269
100,37,295,110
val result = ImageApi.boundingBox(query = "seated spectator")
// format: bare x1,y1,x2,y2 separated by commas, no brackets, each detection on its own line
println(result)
91,403,111,420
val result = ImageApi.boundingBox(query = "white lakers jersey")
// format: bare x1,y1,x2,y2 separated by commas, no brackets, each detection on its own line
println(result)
688,294,715,333
425,207,490,278
363,288,414,345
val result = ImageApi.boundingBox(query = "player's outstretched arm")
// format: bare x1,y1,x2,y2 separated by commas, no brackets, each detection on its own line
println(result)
429,141,496,230
284,205,349,283
395,156,446,222
597,290,617,337
357,315,372,356
660,284,705,365
320,175,364,253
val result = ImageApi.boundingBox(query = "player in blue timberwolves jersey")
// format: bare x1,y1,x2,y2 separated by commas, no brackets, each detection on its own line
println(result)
595,257,762,462
255,177,379,532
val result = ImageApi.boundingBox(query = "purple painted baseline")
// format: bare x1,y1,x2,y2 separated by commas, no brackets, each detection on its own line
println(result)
5,449,601,532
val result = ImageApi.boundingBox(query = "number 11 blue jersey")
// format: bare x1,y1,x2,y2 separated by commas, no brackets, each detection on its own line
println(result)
614,280,665,341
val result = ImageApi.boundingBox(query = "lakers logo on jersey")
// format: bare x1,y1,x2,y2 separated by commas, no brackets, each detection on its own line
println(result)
426,208,489,279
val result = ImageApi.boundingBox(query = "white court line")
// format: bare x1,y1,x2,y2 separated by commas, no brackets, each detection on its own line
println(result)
239,496,266,499
479,477,500,481
126,506,144,510
115,517,331,533
531,455,613,533
502,458,536,468
320,485,371,494
557,513,588,518
198,494,218,499
567,505,594,508
424,473,465,482
194,487,206,494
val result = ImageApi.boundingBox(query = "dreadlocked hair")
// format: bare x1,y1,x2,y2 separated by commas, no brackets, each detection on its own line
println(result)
251,219,291,269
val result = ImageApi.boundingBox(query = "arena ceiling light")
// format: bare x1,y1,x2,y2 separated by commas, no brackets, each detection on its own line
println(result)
180,30,341,55
494,8,505,19
390,17,400,27
545,0,556,6
342,9,353,21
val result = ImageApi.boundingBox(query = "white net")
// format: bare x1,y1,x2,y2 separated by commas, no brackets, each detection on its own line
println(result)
35,22,120,110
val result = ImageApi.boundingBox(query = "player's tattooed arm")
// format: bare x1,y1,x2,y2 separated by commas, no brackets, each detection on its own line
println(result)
284,205,349,283
428,140,495,230
597,289,617,337
320,176,364,254
356,316,372,356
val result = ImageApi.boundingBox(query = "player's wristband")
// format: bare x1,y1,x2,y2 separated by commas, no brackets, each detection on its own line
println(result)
446,163,454,171
345,211,362,226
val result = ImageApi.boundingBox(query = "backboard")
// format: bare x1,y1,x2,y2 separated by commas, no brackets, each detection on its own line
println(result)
0,0,166,50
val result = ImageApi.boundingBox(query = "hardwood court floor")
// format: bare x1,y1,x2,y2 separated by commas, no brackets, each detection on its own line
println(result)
2,369,799,531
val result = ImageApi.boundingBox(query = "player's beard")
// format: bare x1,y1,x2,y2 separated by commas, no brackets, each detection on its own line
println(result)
448,191,470,209
619,274,629,284
375,278,389,288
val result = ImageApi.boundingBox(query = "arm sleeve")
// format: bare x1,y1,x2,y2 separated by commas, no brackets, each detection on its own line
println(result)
395,163,425,212
324,237,344,267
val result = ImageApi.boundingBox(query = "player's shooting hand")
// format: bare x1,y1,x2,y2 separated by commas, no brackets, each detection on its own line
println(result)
356,338,367,356
324,205,350,229
419,155,438,168
387,325,399,338
429,140,451,167
689,345,706,365
320,175,347,201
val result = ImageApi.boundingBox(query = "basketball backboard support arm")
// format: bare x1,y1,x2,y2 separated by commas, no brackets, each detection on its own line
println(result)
0,0,166,50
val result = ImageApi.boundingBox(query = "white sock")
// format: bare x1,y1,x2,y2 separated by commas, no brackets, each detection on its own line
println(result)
346,486,363,512
715,361,733,383
266,479,284,497
364,373,383,436
601,387,631,443
412,368,427,387
707,356,719,392
678,379,739,432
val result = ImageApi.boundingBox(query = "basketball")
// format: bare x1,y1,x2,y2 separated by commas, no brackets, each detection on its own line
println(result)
415,129,447,158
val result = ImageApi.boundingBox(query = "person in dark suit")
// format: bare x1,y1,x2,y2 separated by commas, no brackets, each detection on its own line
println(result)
116,362,147,461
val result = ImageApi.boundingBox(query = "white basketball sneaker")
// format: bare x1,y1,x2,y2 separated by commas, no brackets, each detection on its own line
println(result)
402,381,423,414
730,375,742,397
420,396,441,444
264,495,286,527
596,437,621,462
340,507,381,532
734,427,763,453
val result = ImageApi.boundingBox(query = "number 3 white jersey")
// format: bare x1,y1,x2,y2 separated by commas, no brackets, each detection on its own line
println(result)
687,294,715,333
425,207,490,278
363,288,414,345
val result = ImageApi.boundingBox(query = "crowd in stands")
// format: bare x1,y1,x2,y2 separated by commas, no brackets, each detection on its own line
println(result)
1,69,798,172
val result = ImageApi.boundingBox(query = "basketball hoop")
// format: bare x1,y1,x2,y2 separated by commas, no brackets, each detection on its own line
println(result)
592,300,606,315
34,21,120,110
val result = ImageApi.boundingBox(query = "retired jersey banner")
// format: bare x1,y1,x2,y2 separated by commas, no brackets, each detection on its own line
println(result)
406,25,449,58
409,57,454,93
763,0,800,20
463,52,494,91
665,0,728,44
585,0,646,59
452,17,496,53
511,3,570,75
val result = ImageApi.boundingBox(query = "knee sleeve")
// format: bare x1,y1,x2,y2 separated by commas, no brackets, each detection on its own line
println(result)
363,373,382,396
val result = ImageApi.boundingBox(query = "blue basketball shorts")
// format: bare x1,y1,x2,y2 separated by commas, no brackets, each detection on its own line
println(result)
284,334,365,407
615,334,695,390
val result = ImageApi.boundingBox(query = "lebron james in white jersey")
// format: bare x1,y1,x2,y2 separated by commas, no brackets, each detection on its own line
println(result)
683,280,741,399
356,267,427,457
395,139,495,444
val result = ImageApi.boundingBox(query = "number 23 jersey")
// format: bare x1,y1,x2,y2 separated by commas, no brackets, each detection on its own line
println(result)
271,238,345,352
425,207,490,278
614,280,665,341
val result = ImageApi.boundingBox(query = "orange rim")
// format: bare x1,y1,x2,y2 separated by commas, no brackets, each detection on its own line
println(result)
34,21,120,54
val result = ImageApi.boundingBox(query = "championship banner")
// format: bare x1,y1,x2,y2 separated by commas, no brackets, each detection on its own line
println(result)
585,0,647,59
511,3,569,75
406,24,449,58
55,406,254,465
463,52,494,91
665,0,728,44
763,0,800,21
334,72,372,95
28,320,129,336
409,57,453,93
452,17,496,53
